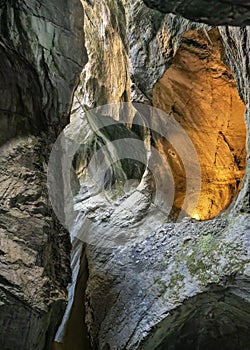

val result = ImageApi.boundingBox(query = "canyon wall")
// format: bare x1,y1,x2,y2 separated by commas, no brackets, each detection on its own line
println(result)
0,0,249,350
0,1,86,349
64,1,250,349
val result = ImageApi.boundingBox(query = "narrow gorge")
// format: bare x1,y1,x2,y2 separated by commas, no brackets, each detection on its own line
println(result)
0,1,249,350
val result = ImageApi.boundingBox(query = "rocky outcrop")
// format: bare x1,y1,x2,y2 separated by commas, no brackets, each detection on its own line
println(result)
0,1,86,349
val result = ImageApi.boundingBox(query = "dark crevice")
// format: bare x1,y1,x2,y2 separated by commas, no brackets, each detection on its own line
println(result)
140,283,250,350
53,244,92,350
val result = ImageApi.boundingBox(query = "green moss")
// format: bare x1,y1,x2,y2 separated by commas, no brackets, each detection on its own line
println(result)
166,273,186,302
199,233,213,252
155,215,249,301
154,278,167,295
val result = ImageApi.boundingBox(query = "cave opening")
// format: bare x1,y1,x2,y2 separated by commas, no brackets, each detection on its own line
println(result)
141,288,250,350
152,28,246,221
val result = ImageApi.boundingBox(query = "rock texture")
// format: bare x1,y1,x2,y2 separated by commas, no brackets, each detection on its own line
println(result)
1,0,250,350
143,0,250,26
0,1,86,349
76,0,130,108
55,1,250,350
219,26,250,215
153,28,246,220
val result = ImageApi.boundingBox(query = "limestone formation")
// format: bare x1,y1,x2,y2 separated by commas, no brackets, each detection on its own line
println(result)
60,1,250,349
0,0,250,350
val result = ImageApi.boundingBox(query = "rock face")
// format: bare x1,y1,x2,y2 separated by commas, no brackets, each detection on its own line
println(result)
1,1,250,350
152,28,246,220
143,0,250,26
76,0,130,108
54,1,250,350
0,1,86,349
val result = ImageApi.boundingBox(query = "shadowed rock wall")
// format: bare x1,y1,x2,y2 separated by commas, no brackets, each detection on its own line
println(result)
143,0,250,26
0,1,86,349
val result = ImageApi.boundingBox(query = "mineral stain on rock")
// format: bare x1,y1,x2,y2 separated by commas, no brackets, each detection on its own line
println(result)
153,28,246,220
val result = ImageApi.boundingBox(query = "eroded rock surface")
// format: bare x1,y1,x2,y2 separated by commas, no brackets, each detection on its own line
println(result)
0,1,86,349
153,28,246,220
57,1,250,350
0,0,249,350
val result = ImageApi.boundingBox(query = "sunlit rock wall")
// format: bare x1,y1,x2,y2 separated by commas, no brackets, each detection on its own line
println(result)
152,28,246,220
75,0,130,109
